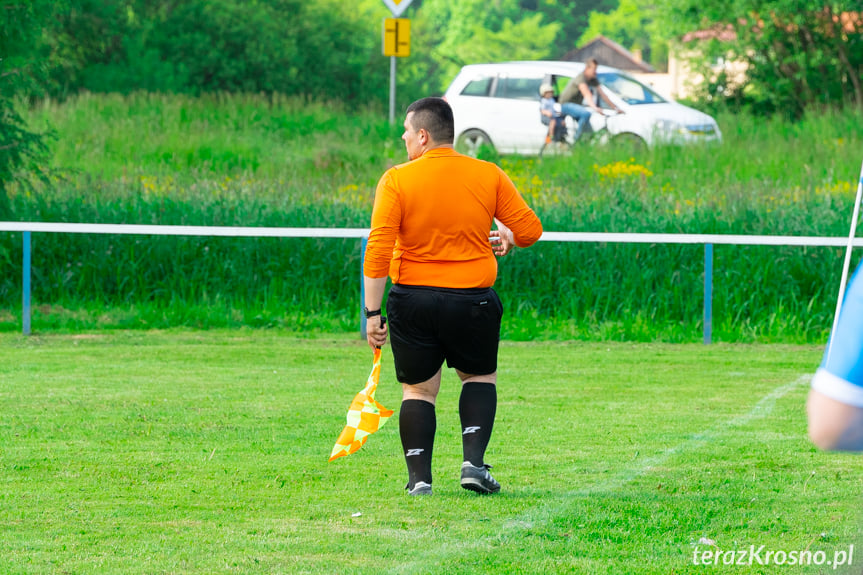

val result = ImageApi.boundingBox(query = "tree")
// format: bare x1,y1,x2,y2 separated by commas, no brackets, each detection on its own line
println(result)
0,0,62,216
33,0,391,104
579,0,668,70
400,0,561,97
530,0,620,54
659,0,863,115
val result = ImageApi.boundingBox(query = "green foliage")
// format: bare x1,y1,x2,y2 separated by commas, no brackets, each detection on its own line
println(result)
9,0,592,107
77,29,191,94
579,0,668,70
42,0,135,95
519,0,619,53
401,0,562,96
30,0,390,104
659,0,863,116
0,100,50,202
0,0,60,214
3,94,863,341
581,0,642,45
1,333,861,573
148,0,302,93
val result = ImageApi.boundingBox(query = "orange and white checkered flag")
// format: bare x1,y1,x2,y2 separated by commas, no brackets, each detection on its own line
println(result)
329,347,394,461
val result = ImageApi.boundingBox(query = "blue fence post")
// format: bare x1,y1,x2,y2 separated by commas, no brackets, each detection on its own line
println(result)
704,243,713,344
360,236,368,339
23,231,31,336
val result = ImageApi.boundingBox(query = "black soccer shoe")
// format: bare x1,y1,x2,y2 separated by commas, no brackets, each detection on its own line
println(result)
460,462,500,494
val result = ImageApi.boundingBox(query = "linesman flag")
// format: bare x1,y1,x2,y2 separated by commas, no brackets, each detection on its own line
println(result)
329,347,394,461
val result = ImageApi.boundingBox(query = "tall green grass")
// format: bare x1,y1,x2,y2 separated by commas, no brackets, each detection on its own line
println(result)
1,94,862,340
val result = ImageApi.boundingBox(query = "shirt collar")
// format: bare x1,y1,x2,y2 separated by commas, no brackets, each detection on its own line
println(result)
419,146,457,159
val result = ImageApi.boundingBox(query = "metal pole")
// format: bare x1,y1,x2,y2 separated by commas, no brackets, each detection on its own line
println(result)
389,56,396,125
704,243,713,344
360,236,368,339
23,231,31,335
826,160,863,363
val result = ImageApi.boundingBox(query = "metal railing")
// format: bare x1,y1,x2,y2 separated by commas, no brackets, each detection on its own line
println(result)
2,221,862,342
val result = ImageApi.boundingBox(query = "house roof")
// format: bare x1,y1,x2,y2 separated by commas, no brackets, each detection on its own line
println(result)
562,35,655,73
681,11,860,42
681,25,737,43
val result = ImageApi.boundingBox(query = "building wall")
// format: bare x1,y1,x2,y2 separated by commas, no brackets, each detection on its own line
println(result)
632,51,748,101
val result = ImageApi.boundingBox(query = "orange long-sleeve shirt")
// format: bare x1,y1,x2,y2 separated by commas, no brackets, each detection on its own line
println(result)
364,147,543,288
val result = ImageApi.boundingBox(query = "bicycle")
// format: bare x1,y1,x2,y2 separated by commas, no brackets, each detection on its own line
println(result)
538,111,633,158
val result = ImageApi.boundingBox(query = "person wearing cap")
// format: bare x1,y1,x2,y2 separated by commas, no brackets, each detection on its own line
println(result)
539,83,562,144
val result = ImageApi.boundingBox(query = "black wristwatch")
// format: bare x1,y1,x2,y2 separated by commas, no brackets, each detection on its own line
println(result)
363,307,382,319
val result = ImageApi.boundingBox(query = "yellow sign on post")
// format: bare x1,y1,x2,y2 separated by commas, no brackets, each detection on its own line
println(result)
382,18,410,57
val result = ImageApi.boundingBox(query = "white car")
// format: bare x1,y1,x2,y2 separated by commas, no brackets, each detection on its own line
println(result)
443,61,722,155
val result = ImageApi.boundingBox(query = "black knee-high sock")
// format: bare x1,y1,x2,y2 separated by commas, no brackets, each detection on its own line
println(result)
399,399,436,486
459,382,497,467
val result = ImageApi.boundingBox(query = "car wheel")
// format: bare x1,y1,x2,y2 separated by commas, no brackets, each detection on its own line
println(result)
456,129,495,158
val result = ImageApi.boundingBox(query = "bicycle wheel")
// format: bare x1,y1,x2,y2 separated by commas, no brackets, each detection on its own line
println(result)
539,140,571,159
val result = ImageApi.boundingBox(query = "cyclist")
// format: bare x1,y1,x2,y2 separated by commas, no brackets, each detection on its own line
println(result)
558,58,623,142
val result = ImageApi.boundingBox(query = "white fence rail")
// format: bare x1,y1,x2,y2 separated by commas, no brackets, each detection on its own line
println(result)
2,222,861,341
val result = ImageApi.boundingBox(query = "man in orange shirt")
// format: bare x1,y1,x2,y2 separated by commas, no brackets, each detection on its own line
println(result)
364,97,542,496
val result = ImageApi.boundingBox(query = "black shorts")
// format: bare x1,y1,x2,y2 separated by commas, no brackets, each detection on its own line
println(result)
386,284,503,385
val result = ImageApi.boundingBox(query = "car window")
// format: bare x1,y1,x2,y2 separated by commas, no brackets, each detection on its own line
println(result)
460,76,494,97
597,72,666,104
495,76,544,101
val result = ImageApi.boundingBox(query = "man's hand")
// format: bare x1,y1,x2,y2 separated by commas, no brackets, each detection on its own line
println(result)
490,226,515,257
366,316,388,349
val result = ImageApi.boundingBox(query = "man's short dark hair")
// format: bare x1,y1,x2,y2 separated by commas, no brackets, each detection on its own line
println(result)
405,97,454,144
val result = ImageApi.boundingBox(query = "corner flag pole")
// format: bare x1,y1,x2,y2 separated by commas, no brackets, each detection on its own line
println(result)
826,158,863,363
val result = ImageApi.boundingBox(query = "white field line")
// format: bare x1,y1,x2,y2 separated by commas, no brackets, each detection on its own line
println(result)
577,374,810,497
386,374,810,574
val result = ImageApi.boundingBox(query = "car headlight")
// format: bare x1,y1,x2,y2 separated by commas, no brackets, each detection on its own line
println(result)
655,119,719,138
685,123,718,136
654,119,686,135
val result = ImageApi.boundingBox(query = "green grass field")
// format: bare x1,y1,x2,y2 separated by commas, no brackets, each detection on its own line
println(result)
2,95,862,340
2,331,861,574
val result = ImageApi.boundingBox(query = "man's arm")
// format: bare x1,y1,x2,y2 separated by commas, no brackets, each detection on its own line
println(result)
598,87,623,114
364,275,388,348
363,170,399,349
807,388,863,450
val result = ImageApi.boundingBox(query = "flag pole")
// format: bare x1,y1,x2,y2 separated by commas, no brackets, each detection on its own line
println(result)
827,158,863,363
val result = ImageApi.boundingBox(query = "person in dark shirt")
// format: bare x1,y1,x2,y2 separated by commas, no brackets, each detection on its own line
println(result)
558,58,623,142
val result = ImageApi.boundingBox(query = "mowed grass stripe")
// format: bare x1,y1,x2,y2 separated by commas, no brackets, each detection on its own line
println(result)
1,333,861,574
385,375,812,574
